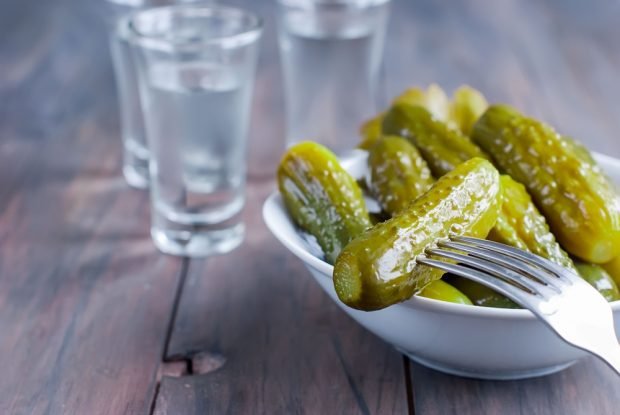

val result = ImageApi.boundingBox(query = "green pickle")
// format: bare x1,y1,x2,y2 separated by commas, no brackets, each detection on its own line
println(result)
449,86,488,136
358,115,384,150
393,84,451,122
603,255,620,287
418,280,473,305
277,142,372,264
446,276,519,308
574,262,620,302
382,103,489,177
333,157,501,310
368,136,434,215
359,84,451,150
489,175,577,272
472,105,620,264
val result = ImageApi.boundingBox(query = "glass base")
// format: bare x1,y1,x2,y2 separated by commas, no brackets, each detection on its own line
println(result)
123,143,149,189
151,222,245,258
123,164,149,189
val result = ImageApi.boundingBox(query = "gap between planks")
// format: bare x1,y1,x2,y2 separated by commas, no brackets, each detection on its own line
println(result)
147,257,231,414
403,356,416,415
148,258,190,415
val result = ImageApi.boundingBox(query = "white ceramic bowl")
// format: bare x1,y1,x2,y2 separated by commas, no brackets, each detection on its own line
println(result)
263,150,620,380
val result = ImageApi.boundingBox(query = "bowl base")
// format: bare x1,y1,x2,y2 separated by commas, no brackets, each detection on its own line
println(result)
399,349,578,380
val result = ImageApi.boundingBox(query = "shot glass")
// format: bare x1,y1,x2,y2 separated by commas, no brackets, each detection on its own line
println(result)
105,0,151,188
277,0,390,154
129,5,262,257
104,0,205,189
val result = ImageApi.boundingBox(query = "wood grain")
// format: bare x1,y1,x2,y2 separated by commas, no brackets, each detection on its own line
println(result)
156,182,409,414
410,358,620,415
0,0,184,413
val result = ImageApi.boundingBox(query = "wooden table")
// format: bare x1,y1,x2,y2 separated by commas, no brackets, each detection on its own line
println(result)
2,0,620,413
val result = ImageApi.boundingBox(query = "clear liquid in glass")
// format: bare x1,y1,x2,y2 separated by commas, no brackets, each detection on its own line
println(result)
279,0,389,153
145,62,251,256
110,29,150,188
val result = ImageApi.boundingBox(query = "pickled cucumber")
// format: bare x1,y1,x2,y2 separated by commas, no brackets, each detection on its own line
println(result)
574,262,620,302
449,86,488,136
358,114,384,150
603,255,620,287
367,136,434,215
418,279,473,305
359,84,450,150
359,84,487,149
446,276,519,308
393,84,451,122
277,142,372,264
333,157,501,310
472,105,620,263
489,175,577,272
382,103,489,177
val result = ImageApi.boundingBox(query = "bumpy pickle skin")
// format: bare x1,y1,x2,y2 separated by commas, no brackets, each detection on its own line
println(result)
486,176,619,302
333,157,501,311
418,280,473,305
382,103,489,177
368,136,434,216
574,262,620,302
472,105,620,264
277,142,372,264
449,86,488,136
603,255,620,287
489,175,578,272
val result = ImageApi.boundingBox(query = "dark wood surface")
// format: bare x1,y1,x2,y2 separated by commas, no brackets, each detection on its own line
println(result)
1,0,620,414
155,182,410,414
0,1,186,414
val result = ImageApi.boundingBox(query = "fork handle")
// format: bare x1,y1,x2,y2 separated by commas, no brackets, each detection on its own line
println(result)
595,343,620,377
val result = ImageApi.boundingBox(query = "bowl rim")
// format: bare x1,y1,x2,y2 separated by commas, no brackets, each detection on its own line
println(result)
263,151,620,319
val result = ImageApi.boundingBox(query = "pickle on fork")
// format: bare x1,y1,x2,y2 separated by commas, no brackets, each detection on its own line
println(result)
333,157,501,311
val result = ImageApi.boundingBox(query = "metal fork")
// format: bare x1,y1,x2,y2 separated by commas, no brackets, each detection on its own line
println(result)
417,235,620,376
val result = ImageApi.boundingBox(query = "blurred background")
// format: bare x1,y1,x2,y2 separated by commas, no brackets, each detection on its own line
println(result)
2,0,620,183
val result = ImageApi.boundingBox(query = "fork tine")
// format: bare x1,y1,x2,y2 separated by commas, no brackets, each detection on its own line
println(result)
416,256,541,307
438,239,566,290
451,235,582,284
425,247,560,296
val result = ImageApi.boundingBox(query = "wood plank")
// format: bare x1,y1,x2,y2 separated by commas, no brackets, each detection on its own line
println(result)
156,181,409,414
0,0,184,413
410,358,620,415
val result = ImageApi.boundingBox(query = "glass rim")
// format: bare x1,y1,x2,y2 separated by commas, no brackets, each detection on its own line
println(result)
128,4,263,53
277,0,390,9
